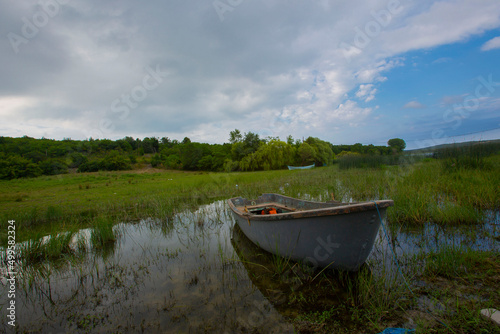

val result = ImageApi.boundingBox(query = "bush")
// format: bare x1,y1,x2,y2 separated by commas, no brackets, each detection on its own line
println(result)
151,153,163,168
101,151,131,171
78,160,102,173
0,155,42,179
39,159,69,175
69,153,88,168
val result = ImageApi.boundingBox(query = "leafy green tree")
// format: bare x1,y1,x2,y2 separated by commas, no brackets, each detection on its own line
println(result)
197,155,214,170
78,160,101,173
39,159,68,175
351,143,364,154
305,137,334,166
239,139,295,171
231,142,245,161
160,137,172,147
123,136,138,150
180,142,206,170
69,152,88,168
243,131,261,153
297,142,316,165
25,151,47,163
116,139,133,152
388,138,406,152
164,154,182,169
0,155,42,179
151,153,163,168
101,151,131,171
230,131,262,162
229,129,242,144
96,139,119,152
142,137,159,153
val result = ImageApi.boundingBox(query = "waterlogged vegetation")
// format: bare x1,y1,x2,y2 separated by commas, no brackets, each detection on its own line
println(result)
0,142,499,333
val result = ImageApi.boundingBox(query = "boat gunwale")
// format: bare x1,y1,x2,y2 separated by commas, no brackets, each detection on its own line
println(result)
227,193,394,221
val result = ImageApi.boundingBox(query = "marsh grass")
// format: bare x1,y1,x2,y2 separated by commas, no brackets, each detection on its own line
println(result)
388,156,499,225
431,200,483,225
90,217,117,249
12,230,83,265
413,245,500,333
338,154,403,170
0,153,498,246
436,143,498,172
268,240,295,276
420,245,499,281
2,173,498,334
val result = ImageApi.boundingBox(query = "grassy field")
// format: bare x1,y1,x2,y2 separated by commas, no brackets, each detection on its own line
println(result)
1,155,499,244
1,155,499,333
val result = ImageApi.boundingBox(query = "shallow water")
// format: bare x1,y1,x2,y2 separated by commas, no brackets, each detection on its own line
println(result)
1,201,499,333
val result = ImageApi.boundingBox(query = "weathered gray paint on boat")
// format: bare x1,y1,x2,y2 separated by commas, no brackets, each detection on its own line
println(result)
228,193,394,271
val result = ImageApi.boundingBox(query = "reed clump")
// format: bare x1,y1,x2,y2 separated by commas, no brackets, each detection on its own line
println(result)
338,154,403,170
420,245,499,281
435,143,498,172
90,217,117,249
13,230,80,265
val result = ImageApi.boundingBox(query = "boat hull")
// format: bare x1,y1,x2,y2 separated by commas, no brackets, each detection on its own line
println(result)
287,163,315,170
228,193,393,271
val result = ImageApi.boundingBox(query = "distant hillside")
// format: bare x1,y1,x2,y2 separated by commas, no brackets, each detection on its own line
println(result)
405,139,500,154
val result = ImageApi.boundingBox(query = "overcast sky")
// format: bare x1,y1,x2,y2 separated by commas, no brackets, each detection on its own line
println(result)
1,0,500,149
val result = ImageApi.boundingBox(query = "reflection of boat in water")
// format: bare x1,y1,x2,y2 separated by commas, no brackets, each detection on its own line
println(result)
231,224,371,318
230,224,291,307
228,193,393,271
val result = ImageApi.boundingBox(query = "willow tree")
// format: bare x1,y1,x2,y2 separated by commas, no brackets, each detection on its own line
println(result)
305,137,334,166
239,139,295,171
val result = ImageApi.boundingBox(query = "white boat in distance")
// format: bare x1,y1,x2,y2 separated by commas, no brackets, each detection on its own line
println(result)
287,163,315,170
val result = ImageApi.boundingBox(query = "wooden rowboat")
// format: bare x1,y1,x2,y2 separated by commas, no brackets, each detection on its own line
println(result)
227,193,394,271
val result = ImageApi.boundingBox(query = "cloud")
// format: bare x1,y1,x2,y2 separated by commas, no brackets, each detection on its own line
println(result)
380,0,500,55
0,0,500,145
403,101,426,109
441,95,466,105
432,57,452,64
356,84,377,102
481,36,500,51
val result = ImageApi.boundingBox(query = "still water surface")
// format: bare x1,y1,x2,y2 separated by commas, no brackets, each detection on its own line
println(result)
1,201,498,333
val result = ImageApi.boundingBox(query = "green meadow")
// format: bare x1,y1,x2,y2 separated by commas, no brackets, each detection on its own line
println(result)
0,151,499,333
1,154,498,244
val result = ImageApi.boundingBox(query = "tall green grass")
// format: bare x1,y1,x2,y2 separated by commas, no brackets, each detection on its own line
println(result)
338,154,403,170
434,142,499,172
1,152,499,247
15,231,79,264
90,217,117,249
388,155,499,225
420,244,499,281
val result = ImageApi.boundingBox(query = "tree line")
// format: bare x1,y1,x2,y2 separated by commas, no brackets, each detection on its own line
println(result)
0,132,403,179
